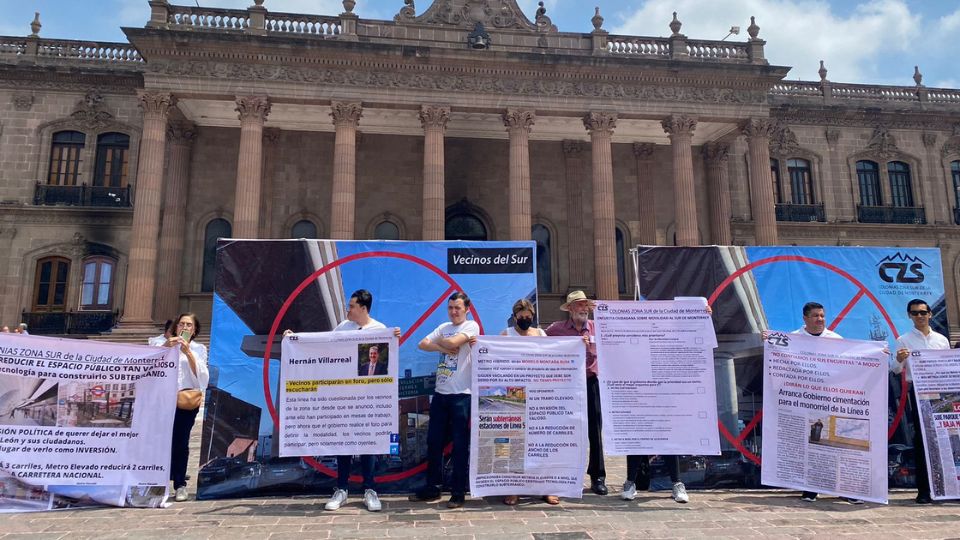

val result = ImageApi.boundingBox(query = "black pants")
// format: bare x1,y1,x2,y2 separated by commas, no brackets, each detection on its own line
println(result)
425,392,471,495
586,376,605,480
171,406,199,489
907,383,931,499
337,454,376,491
626,455,680,489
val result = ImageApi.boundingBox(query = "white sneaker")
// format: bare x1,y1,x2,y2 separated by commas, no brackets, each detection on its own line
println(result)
671,482,689,503
364,489,382,512
621,481,637,501
324,489,348,510
174,486,188,502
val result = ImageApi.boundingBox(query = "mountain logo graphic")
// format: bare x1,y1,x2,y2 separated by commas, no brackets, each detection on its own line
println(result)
877,252,928,283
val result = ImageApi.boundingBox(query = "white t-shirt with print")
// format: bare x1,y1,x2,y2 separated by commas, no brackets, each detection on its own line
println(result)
429,319,480,395
334,318,386,332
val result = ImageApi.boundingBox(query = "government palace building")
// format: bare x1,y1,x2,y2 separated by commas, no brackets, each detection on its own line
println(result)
1,0,959,339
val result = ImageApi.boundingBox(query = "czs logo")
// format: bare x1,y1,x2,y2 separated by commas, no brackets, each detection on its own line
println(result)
877,252,928,284
766,333,790,347
477,347,489,354
596,304,609,311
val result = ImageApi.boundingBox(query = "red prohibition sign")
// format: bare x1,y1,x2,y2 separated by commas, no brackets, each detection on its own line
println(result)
706,255,904,466
262,250,485,483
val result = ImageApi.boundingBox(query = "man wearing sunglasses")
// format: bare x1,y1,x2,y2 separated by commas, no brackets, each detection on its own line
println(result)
892,298,950,504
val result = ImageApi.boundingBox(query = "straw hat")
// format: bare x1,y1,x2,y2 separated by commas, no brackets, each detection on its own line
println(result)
560,290,595,311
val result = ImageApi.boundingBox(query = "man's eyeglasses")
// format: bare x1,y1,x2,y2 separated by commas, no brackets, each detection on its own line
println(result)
909,310,930,316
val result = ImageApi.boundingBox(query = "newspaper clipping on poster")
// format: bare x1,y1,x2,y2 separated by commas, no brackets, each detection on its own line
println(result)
469,336,587,498
280,329,399,457
910,348,960,500
761,332,888,503
594,299,721,455
0,334,178,512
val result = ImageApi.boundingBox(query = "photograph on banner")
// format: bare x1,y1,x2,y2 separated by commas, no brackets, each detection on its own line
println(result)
202,240,536,498
760,331,888,503
634,245,946,489
279,329,398,458
469,336,587,498
594,299,720,456
0,334,178,512
909,348,960,500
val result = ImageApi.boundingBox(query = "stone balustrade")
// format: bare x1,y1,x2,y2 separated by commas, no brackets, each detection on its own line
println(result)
265,12,341,36
166,5,250,30
0,37,141,64
606,36,670,57
685,40,750,61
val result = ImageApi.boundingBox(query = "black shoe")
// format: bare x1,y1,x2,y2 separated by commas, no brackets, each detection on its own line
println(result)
915,495,933,504
408,487,442,503
447,493,465,508
591,478,608,496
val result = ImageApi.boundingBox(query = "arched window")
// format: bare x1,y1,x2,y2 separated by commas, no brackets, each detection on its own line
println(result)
532,224,552,293
787,158,814,204
79,256,115,310
887,161,914,207
373,221,400,240
33,256,71,312
951,161,960,210
616,228,627,295
201,219,232,292
856,160,881,206
289,219,317,239
445,214,487,241
93,132,130,187
48,131,85,186
770,158,782,203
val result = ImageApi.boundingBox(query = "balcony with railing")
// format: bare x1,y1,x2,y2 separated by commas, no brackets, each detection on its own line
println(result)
857,205,926,225
775,203,825,222
34,183,132,208
21,310,119,335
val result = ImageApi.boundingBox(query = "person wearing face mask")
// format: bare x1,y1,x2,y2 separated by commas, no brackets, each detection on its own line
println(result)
499,299,560,506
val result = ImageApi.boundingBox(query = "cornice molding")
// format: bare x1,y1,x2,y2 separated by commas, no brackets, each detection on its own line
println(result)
0,205,134,226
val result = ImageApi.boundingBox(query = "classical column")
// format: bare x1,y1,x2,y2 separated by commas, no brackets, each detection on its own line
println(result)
120,91,174,328
330,102,363,239
153,121,196,322
632,143,657,245
419,105,450,241
583,112,618,300
662,115,699,246
233,95,271,239
258,128,281,238
703,142,732,245
742,118,778,245
563,140,590,291
503,109,535,241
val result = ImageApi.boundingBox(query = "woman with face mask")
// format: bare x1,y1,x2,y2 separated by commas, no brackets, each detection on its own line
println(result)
499,299,559,506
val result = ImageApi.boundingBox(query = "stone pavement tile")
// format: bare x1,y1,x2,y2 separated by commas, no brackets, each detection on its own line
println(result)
388,513,442,522
0,535,68,540
269,532,331,540
530,533,593,540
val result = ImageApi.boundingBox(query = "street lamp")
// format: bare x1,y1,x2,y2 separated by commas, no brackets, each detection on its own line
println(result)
720,26,740,41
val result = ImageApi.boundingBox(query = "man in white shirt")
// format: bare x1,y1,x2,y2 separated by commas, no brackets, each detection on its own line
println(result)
148,320,175,347
409,291,479,509
892,298,950,504
790,302,860,504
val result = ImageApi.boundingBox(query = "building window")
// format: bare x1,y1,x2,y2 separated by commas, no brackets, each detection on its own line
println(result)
770,158,782,203
201,219,232,293
33,256,71,312
445,214,487,241
289,219,317,239
532,224,552,293
373,221,400,240
616,228,627,295
787,158,814,204
93,133,130,187
48,131,85,186
79,257,115,311
952,161,960,207
856,160,882,206
887,161,914,207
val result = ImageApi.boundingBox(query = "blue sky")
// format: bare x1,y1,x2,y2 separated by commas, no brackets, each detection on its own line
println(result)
3,0,957,87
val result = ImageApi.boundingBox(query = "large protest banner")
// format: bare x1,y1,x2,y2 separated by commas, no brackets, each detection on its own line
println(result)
635,246,946,488
202,240,536,498
761,332,888,503
0,334,177,512
594,299,721,456
280,329,399,457
469,335,587,498
910,349,960,500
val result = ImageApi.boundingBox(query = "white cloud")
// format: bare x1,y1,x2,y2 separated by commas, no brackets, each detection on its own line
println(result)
609,0,921,83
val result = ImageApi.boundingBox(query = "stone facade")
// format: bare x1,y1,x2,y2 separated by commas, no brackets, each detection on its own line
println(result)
1,0,959,337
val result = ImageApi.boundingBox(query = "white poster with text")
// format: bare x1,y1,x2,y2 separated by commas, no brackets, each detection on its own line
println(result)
469,336,587,498
910,348,960,500
761,332,888,503
280,329,399,457
0,334,178,512
595,299,721,456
